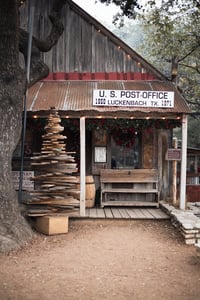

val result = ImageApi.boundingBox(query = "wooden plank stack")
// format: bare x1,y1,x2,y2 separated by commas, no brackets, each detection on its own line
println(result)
25,108,79,216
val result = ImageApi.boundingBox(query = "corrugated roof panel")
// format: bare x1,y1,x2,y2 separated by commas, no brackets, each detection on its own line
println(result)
150,81,190,114
27,80,190,115
123,81,152,91
28,82,67,111
27,82,42,110
97,81,125,90
65,81,95,110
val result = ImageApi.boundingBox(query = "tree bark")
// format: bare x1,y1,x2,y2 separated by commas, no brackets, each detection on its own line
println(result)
0,0,68,252
0,0,34,252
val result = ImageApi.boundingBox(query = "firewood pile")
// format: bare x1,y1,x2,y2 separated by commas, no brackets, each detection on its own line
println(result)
25,108,80,216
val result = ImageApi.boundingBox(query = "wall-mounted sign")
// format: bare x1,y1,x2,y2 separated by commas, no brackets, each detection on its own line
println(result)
93,89,174,108
166,149,181,161
12,171,34,191
94,146,107,163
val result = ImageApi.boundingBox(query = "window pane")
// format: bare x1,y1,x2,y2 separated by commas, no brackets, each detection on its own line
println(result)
111,134,141,169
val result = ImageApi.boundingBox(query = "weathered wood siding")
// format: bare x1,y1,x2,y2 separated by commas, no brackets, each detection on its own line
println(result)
20,1,144,73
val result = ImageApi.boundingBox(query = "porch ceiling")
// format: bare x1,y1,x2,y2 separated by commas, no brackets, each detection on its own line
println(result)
27,80,190,117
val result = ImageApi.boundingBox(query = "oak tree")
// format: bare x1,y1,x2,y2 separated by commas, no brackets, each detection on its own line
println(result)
0,0,67,252
0,0,143,252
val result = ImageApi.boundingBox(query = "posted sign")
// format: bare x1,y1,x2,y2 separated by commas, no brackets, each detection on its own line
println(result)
166,149,181,161
93,90,174,108
12,171,34,191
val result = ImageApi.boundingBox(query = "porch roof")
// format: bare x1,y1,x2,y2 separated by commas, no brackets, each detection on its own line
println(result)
27,79,190,117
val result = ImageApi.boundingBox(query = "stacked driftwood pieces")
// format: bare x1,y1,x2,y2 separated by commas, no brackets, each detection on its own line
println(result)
25,108,79,217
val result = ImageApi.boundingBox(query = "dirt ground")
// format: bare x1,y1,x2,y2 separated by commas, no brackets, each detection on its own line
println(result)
0,219,200,300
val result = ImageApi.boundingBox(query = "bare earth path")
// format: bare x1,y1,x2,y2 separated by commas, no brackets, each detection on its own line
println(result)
0,219,200,300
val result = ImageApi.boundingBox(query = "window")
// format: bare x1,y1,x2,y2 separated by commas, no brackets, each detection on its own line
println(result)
187,155,196,173
111,133,141,169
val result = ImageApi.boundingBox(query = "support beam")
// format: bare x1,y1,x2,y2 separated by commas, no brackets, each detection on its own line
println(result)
172,137,177,206
80,117,86,216
180,114,188,210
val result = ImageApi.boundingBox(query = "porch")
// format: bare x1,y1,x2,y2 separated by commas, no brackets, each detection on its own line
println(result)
24,78,190,214
71,207,169,220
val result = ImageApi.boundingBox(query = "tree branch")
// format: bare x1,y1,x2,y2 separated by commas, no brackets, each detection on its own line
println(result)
33,6,65,52
178,45,200,63
19,0,68,87
179,62,200,74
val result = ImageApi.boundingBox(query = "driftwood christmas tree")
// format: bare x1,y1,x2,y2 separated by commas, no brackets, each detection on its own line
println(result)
26,108,79,216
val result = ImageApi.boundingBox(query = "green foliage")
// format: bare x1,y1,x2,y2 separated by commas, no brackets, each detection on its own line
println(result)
111,20,144,49
174,116,200,148
136,0,200,147
97,0,141,19
137,1,200,111
27,118,182,133
105,0,200,148
187,117,200,147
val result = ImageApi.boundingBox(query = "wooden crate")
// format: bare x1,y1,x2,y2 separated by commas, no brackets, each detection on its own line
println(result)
35,215,69,235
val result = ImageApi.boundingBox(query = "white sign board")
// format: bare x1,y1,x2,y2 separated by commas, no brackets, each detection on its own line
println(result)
12,171,34,191
93,90,174,108
94,146,107,163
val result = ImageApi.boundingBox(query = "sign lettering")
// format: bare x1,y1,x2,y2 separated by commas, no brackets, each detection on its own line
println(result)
166,149,181,161
93,90,174,108
12,171,34,191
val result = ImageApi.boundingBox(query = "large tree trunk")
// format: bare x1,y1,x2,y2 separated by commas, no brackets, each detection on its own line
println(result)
0,0,67,252
0,0,34,252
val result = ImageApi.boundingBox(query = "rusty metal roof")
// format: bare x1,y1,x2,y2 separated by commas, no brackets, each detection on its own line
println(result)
27,80,190,117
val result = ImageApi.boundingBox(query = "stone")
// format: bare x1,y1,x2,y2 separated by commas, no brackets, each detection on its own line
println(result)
185,238,196,245
194,223,200,229
181,223,194,230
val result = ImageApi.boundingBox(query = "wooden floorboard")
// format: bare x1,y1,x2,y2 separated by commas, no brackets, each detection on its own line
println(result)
111,208,122,218
147,208,168,219
139,208,155,219
132,208,147,219
104,208,113,218
71,207,169,220
153,209,169,219
89,208,97,218
96,208,106,218
118,208,130,219
85,208,90,217
126,208,139,218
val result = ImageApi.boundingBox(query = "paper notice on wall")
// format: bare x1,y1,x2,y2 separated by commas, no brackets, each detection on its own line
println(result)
12,171,34,191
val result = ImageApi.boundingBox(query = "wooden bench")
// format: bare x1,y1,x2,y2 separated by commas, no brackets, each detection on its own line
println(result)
100,169,160,207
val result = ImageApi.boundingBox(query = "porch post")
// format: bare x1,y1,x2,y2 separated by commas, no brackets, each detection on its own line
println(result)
180,114,188,210
80,116,86,216
172,137,177,206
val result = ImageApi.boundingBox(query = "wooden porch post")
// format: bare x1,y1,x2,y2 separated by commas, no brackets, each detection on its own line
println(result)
180,114,188,210
172,137,177,206
80,116,86,216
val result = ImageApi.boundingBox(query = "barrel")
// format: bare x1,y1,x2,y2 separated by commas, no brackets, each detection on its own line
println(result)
77,175,96,208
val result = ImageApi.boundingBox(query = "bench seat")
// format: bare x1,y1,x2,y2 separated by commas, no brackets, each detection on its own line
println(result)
101,188,159,194
100,169,160,207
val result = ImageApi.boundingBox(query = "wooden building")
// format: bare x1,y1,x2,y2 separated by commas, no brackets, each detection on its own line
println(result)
177,148,200,202
15,0,191,215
